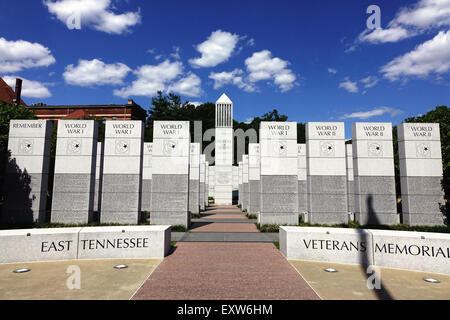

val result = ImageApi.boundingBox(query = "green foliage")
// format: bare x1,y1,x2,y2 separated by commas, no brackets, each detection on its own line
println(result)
171,225,189,232
256,223,280,232
273,242,280,250
0,102,36,152
246,213,258,219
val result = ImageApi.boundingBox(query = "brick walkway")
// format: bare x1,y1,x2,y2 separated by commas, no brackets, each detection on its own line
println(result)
132,205,320,300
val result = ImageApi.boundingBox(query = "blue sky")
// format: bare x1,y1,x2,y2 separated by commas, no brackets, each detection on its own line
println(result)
1,0,449,138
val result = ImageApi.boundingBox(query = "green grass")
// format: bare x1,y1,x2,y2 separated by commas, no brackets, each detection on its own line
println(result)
273,242,280,250
35,222,125,228
171,241,177,247
256,220,450,234
171,225,189,232
191,213,201,219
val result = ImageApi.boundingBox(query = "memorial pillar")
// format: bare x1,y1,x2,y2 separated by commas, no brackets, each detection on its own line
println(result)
51,120,98,224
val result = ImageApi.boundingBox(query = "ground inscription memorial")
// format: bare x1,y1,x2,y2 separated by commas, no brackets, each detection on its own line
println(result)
306,122,348,224
2,120,52,227
51,120,98,224
280,226,450,275
151,121,190,227
259,122,298,225
101,121,143,224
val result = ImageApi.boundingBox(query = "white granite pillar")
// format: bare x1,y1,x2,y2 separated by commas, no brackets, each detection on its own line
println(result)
51,120,98,224
189,143,201,214
238,161,243,206
205,162,209,206
209,166,215,199
2,120,52,226
151,121,190,227
101,120,143,224
352,123,398,225
200,154,206,211
306,122,348,224
94,142,104,214
141,142,153,212
242,155,250,211
398,123,445,226
345,144,354,214
297,144,307,215
260,122,298,225
249,144,261,214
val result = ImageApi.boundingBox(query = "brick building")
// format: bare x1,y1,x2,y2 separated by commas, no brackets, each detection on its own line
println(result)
27,99,147,121
0,77,26,106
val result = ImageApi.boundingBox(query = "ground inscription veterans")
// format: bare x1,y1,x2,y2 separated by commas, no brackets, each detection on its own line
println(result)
281,226,450,275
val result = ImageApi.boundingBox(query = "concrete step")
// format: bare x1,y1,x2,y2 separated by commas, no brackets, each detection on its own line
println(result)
172,232,279,242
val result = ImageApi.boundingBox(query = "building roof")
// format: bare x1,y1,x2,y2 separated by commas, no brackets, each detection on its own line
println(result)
0,77,26,106
216,93,232,104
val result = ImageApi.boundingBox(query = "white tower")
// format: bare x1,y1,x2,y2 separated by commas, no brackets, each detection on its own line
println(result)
214,93,234,205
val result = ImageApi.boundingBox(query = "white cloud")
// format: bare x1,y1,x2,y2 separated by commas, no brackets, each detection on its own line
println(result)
209,69,256,92
358,27,412,44
3,76,52,98
357,0,450,44
339,77,358,93
171,47,181,60
189,30,239,68
114,60,202,98
360,75,379,88
44,0,141,35
190,101,202,107
339,107,403,120
247,38,255,47
0,38,56,73
168,73,202,97
63,59,131,86
381,30,450,81
328,68,337,74
395,0,450,29
245,50,296,92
